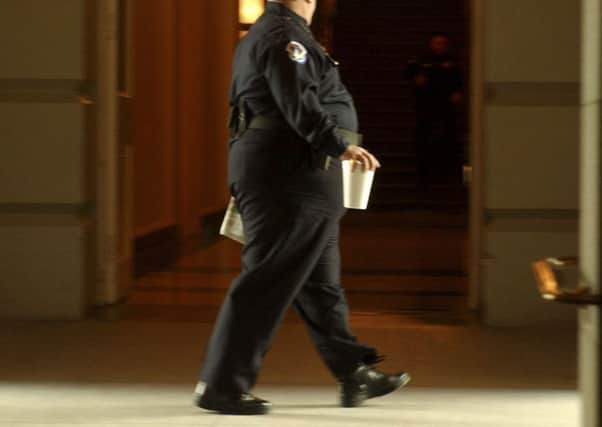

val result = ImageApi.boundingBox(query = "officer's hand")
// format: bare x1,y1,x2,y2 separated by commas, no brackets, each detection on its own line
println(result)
340,145,381,172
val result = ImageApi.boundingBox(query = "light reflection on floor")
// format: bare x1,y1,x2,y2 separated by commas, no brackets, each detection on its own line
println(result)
0,383,578,426
0,311,578,426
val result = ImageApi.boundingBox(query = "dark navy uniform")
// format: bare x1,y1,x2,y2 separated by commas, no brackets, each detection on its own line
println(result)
199,2,380,395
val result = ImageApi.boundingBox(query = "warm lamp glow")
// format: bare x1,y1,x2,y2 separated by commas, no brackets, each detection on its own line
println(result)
239,0,264,24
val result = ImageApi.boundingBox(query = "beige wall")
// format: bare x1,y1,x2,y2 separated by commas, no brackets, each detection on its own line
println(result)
479,0,581,326
0,0,92,318
0,0,237,319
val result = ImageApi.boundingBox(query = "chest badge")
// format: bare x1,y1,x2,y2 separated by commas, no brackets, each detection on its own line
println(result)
286,41,308,64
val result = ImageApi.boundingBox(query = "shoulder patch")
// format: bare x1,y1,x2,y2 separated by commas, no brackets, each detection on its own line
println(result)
286,41,308,64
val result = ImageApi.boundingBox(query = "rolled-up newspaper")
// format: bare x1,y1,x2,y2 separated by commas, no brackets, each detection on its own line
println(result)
219,197,245,244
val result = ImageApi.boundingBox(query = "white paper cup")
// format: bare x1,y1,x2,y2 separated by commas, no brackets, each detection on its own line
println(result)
342,160,376,210
219,197,245,244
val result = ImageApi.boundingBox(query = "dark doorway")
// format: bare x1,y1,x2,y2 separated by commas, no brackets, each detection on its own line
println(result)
333,0,469,211
330,0,471,314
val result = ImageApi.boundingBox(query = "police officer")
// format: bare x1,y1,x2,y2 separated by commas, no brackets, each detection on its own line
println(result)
194,0,410,415
407,34,464,189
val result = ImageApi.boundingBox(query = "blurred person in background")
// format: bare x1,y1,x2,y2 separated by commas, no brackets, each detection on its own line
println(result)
407,33,464,190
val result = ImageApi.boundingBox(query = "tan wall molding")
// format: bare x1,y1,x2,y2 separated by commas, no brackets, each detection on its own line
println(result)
0,203,93,226
486,82,580,106
0,202,92,215
0,78,94,103
485,209,579,232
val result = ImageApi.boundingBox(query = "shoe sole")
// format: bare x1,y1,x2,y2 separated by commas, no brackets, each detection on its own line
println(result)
341,389,369,408
194,394,271,415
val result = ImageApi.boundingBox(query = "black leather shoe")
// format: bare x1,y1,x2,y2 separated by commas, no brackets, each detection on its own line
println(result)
338,364,411,408
194,388,272,415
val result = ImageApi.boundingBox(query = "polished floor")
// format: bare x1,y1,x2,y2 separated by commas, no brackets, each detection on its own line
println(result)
0,383,578,427
0,312,578,426
0,212,579,426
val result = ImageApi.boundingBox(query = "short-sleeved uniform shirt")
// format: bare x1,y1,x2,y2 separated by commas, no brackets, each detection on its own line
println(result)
230,2,358,158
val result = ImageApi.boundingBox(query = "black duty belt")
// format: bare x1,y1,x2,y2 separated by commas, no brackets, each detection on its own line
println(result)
248,116,363,147
248,116,362,170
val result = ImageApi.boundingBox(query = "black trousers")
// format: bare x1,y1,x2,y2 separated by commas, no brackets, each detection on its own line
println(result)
199,129,378,394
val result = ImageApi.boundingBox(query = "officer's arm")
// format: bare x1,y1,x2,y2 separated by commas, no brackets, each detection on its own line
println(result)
261,40,349,157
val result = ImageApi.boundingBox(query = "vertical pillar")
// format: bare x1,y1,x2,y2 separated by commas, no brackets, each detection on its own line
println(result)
96,0,121,304
579,0,601,424
469,0,485,310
